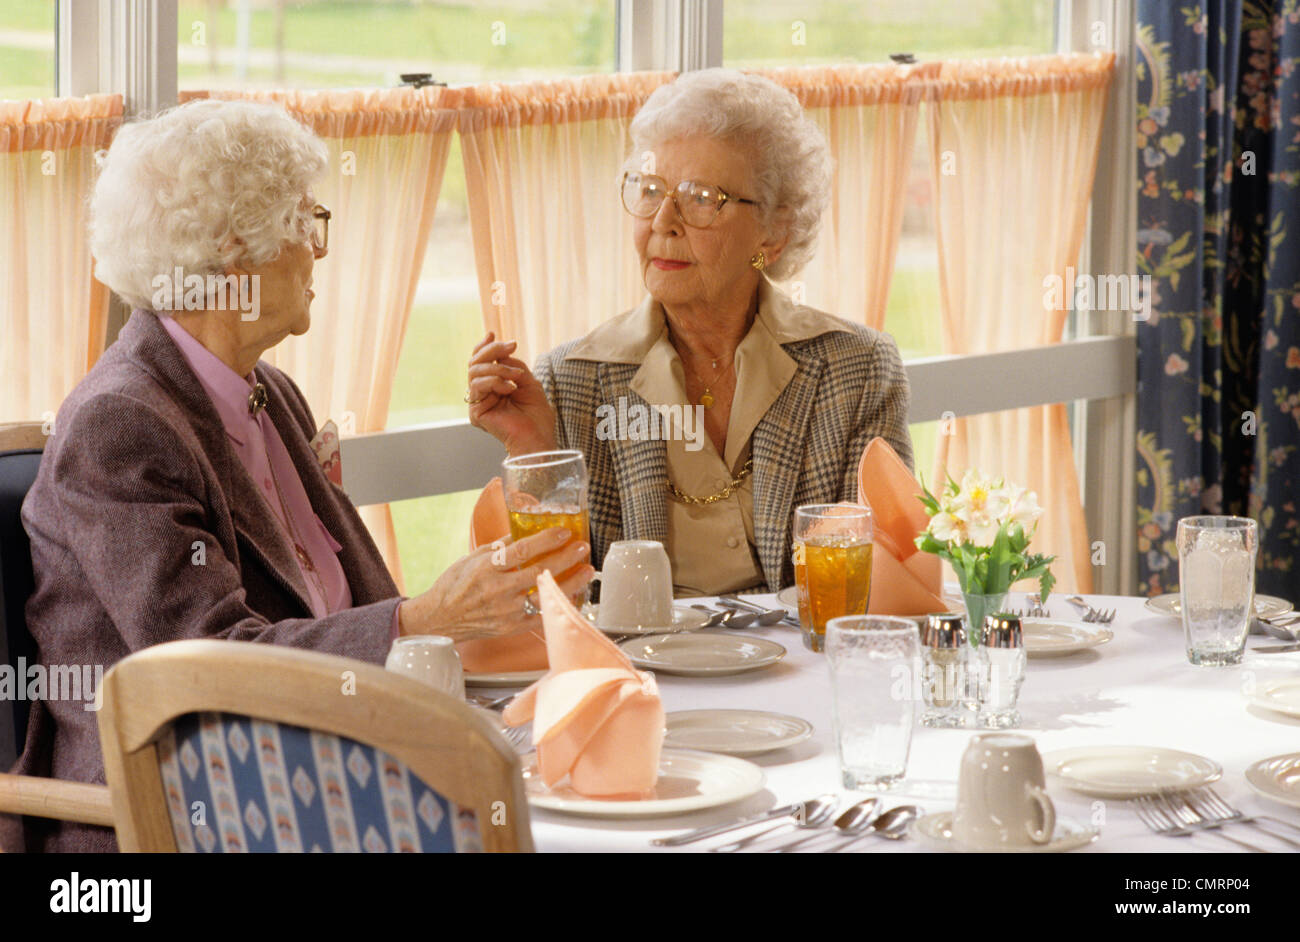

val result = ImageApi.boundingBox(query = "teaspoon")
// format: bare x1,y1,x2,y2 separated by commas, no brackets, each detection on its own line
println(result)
709,795,839,853
828,804,921,851
772,797,880,853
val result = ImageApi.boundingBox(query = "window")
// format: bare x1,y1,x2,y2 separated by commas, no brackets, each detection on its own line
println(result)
0,0,56,100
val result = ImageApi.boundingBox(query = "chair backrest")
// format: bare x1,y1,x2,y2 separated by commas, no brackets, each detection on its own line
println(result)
0,423,46,772
96,639,534,852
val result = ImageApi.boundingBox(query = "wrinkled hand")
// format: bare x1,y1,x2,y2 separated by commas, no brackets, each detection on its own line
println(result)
467,332,558,456
399,527,593,641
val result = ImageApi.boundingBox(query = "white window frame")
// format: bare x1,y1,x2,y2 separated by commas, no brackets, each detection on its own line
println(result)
55,0,1137,592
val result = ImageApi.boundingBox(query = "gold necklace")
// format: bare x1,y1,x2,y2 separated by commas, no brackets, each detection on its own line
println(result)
667,457,754,505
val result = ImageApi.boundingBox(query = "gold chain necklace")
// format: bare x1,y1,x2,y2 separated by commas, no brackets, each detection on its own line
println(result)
667,457,754,505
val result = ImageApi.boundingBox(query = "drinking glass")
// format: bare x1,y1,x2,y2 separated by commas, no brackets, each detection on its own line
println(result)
502,450,591,604
825,615,920,789
1177,515,1258,666
792,503,873,652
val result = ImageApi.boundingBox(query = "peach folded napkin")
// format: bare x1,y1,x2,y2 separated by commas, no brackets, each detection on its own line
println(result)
856,437,946,615
503,570,664,799
455,477,550,673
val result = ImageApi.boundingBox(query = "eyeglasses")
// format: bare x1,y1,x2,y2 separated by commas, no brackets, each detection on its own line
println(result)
620,171,758,228
310,204,330,252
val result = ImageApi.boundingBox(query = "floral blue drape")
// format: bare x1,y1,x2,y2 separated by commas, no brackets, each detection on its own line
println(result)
1136,1,1300,597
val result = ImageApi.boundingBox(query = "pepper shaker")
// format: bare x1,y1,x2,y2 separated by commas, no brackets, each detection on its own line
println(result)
978,613,1025,729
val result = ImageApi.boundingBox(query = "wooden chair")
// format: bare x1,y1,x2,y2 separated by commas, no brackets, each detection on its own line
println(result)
97,639,534,852
0,420,116,844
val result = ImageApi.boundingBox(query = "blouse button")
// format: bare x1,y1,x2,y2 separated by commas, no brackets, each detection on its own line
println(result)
263,478,273,491
726,535,739,548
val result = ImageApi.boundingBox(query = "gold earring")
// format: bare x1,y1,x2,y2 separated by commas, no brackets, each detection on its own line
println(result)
750,251,767,271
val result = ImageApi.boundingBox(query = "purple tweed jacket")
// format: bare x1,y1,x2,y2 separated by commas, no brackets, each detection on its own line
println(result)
1,311,402,853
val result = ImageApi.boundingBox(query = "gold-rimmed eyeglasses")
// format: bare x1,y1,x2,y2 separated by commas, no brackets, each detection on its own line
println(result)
620,171,758,228
310,204,331,252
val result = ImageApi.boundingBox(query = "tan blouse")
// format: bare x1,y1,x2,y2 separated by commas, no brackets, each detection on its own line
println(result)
612,291,800,596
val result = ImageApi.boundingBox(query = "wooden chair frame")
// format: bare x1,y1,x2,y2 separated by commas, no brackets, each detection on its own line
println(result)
0,422,47,452
97,639,534,852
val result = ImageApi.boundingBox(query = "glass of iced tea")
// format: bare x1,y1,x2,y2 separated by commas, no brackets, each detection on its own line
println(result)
792,503,874,652
502,450,591,605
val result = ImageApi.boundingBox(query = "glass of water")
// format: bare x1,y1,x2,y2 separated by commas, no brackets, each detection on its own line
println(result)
825,615,921,789
1177,515,1258,666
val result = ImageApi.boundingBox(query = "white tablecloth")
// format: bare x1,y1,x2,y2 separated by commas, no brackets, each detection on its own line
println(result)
514,591,1300,853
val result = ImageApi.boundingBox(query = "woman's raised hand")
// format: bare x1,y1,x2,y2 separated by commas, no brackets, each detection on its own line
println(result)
467,332,558,456
398,527,593,641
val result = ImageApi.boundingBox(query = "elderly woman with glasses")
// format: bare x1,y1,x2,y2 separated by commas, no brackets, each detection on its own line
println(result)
4,99,591,853
468,69,913,596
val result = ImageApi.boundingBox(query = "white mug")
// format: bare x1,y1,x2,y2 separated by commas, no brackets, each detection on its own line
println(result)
952,732,1056,848
385,636,465,700
592,540,673,629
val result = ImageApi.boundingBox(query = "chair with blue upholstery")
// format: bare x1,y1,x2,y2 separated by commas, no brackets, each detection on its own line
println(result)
96,638,533,852
0,421,117,842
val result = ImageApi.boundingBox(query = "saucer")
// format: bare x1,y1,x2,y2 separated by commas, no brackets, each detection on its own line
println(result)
912,812,1098,852
582,604,712,636
1021,619,1113,657
1040,745,1222,798
1244,753,1300,809
1144,593,1292,619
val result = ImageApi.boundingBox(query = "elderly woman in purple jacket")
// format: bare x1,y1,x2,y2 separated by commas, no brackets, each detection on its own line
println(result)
2,100,593,853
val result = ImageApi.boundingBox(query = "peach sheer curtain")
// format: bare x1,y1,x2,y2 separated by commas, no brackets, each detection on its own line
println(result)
761,64,938,329
458,73,674,363
0,95,122,423
926,54,1115,594
181,88,459,590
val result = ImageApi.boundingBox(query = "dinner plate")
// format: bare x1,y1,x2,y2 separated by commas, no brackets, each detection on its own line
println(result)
1244,753,1300,809
1040,745,1222,798
911,812,1098,853
1144,593,1293,619
464,669,546,688
1021,619,1113,657
581,604,712,636
774,586,964,614
617,632,787,676
1247,678,1300,719
663,709,813,756
522,748,765,817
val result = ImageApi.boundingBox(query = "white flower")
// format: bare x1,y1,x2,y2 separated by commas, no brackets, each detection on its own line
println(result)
1004,485,1043,533
965,511,1001,547
929,510,965,543
951,470,1009,522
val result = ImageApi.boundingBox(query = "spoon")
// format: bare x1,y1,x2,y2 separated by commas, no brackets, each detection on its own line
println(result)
772,797,879,853
827,805,921,852
717,596,790,626
709,795,839,853
689,605,734,628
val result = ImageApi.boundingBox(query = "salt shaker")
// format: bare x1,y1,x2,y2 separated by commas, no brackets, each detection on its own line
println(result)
921,613,967,728
978,613,1025,728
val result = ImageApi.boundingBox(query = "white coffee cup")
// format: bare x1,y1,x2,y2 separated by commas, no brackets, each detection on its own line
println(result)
591,540,673,629
952,732,1056,848
385,635,465,700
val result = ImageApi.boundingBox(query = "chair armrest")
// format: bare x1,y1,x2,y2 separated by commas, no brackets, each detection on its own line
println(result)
0,772,115,826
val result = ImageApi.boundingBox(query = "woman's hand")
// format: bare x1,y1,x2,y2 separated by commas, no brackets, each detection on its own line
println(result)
398,527,593,641
467,332,558,456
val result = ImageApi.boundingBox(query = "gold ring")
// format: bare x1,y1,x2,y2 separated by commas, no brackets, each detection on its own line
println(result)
464,391,485,404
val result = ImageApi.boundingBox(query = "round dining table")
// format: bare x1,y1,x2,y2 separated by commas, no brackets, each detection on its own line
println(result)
518,590,1300,853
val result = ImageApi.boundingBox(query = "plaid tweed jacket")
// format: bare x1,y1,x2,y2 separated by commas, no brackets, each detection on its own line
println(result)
534,281,912,592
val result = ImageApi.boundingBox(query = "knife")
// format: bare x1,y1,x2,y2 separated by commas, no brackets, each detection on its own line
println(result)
651,796,825,847
1251,643,1300,654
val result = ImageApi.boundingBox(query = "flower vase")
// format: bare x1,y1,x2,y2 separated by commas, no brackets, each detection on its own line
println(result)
961,591,1009,648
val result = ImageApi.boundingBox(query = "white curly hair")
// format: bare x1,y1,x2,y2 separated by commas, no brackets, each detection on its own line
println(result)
91,99,328,311
628,69,831,281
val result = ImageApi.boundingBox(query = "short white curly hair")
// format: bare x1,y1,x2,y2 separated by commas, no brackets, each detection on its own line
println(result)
628,69,831,281
91,99,328,311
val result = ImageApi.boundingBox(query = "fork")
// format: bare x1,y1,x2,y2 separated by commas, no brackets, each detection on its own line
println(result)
1133,795,1260,851
1148,791,1269,852
1191,789,1300,847
1066,596,1115,624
